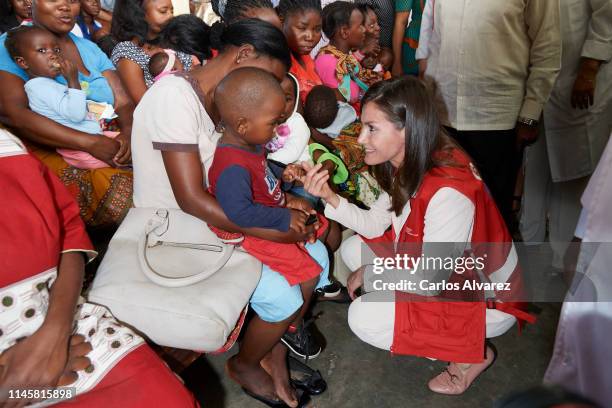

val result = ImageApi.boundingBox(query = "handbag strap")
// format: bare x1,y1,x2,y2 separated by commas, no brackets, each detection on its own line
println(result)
138,210,234,287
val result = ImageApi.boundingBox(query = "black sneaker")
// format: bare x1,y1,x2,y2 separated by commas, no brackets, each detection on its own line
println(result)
281,319,322,360
316,281,351,303
315,281,342,298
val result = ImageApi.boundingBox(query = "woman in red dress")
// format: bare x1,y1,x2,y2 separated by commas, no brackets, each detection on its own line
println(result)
0,129,197,407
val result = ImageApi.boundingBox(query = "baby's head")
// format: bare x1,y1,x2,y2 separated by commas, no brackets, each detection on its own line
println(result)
303,85,338,129
6,26,62,79
215,67,286,145
379,47,393,72
279,74,298,121
149,50,183,81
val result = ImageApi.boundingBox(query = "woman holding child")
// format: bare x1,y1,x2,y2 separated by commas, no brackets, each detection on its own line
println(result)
315,2,379,109
303,76,534,395
0,0,134,229
131,19,328,408
111,0,193,103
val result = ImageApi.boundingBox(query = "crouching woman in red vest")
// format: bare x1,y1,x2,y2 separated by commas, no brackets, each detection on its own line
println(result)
302,76,534,395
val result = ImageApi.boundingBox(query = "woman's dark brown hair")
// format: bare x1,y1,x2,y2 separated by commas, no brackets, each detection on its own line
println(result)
362,76,458,215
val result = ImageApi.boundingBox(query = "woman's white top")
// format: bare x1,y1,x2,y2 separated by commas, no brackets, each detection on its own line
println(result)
325,187,475,243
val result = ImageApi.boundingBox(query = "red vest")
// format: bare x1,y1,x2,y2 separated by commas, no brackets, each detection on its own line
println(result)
365,149,533,363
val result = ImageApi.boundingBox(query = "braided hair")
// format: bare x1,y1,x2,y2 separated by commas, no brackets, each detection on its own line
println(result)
211,0,274,24
276,0,321,19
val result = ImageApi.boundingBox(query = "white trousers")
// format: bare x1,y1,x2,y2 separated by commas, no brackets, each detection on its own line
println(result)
521,131,589,268
340,234,516,352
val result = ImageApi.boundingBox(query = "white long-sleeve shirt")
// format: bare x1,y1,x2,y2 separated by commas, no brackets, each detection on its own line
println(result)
325,187,475,243
421,0,562,131
326,187,476,295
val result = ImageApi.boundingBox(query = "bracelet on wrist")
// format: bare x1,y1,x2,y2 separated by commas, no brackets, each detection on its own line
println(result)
517,117,538,127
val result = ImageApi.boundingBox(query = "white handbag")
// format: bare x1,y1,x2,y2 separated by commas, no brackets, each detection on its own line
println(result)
138,208,236,287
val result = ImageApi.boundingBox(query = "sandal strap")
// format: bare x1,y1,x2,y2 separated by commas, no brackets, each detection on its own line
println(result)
308,143,330,157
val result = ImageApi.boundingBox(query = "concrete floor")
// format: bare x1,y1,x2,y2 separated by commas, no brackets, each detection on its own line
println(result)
182,300,561,408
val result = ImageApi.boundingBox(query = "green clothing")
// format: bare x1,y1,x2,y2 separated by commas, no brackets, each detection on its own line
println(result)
395,0,426,75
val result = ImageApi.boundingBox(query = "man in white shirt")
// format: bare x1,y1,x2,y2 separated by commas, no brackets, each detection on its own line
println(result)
521,0,612,268
415,0,561,230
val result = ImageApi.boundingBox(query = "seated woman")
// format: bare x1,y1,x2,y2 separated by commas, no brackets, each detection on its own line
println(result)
158,14,212,67
315,2,379,110
355,4,391,78
0,0,134,229
6,26,120,170
73,0,108,41
277,0,323,105
0,0,31,34
131,19,326,408
110,0,193,103
0,129,197,407
211,0,281,28
303,77,534,395
72,0,115,56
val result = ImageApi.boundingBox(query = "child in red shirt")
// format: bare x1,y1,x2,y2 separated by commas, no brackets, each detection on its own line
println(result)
208,67,328,288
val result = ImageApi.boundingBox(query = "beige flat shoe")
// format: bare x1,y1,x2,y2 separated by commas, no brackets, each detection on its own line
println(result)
427,345,497,395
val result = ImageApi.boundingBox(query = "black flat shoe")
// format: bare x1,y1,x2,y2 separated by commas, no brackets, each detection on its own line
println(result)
316,286,352,304
289,356,327,395
242,387,311,408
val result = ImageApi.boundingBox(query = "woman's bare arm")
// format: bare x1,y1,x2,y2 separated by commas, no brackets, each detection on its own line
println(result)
103,69,135,164
392,11,410,77
162,150,315,243
115,59,149,104
0,71,119,163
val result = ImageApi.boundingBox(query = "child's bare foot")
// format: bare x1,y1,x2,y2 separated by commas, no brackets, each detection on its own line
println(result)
226,355,279,403
261,343,298,407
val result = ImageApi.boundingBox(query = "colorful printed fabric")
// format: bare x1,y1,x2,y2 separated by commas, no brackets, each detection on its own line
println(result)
331,122,382,207
29,144,132,229
317,45,382,103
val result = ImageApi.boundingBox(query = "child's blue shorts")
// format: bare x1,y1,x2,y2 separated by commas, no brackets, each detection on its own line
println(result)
250,240,330,322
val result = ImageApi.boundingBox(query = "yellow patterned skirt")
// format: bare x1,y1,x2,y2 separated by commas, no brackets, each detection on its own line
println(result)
30,144,133,229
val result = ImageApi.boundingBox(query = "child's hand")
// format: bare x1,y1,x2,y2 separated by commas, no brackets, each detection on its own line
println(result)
289,209,309,233
362,38,380,57
286,195,315,215
302,162,339,208
59,58,80,89
282,163,306,183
